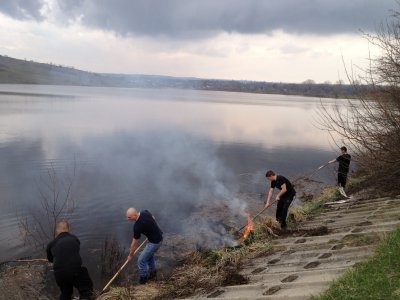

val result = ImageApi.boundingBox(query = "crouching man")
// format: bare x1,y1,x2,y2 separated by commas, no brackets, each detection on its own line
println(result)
46,221,93,300
126,208,163,284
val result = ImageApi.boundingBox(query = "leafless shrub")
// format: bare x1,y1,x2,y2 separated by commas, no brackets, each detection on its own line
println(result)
18,163,78,250
100,236,127,283
318,8,400,192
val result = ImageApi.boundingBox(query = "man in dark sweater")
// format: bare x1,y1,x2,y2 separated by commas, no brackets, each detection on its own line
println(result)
126,208,163,284
264,170,296,231
329,146,351,196
46,221,93,300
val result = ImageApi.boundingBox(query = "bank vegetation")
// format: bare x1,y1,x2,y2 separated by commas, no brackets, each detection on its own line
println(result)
318,8,400,195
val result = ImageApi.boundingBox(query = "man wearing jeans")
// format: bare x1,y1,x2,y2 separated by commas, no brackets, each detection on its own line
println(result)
264,170,296,232
126,207,163,284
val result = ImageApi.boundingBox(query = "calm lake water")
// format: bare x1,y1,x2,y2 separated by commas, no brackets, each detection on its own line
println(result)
0,84,345,286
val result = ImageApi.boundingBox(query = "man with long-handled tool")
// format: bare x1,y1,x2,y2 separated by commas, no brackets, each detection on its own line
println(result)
126,207,163,284
328,146,351,198
101,239,147,294
46,221,93,300
264,170,296,232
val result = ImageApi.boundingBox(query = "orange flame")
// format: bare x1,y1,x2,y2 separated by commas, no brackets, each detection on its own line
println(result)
242,212,254,240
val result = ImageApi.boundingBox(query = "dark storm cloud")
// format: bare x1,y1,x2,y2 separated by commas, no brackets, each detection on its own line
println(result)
54,0,395,38
0,0,396,37
0,0,46,20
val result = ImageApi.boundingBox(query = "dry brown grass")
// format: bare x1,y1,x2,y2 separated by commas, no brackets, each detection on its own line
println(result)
98,220,276,300
130,283,161,300
126,220,276,300
288,206,307,225
100,186,352,300
96,287,130,300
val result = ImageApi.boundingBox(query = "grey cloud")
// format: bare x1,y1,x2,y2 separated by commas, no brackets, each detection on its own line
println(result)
0,0,396,38
0,0,46,20
53,0,395,38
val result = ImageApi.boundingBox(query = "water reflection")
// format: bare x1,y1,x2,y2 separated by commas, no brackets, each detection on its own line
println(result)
0,85,342,287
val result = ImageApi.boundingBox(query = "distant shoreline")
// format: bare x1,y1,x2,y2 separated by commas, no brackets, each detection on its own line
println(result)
0,54,366,99
0,90,75,98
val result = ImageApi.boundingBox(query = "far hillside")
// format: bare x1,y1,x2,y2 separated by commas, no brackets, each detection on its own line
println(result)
0,55,364,98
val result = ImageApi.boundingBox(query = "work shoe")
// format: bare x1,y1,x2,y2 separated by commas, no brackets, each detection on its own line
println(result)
139,276,148,284
149,270,157,280
338,186,349,198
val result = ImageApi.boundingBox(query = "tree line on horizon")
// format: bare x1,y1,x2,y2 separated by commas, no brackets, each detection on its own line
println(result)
0,54,365,99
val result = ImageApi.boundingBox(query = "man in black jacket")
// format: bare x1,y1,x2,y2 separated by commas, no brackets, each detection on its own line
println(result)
46,221,93,300
264,170,296,232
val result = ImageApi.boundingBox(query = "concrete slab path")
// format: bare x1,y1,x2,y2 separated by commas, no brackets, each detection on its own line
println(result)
184,195,400,300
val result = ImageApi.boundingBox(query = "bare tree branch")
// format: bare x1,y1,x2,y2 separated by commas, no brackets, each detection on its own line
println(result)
18,163,79,250
318,8,400,190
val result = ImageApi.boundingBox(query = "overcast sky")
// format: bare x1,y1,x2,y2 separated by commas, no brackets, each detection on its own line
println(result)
0,0,396,83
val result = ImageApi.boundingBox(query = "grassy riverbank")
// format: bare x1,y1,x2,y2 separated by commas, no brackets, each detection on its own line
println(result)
312,228,400,300
305,177,400,300
3,177,384,300
102,218,280,300
100,182,353,299
288,177,365,228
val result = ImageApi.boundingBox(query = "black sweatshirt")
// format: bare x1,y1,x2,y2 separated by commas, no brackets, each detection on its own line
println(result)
133,210,163,243
271,175,296,197
46,232,82,272
337,154,351,174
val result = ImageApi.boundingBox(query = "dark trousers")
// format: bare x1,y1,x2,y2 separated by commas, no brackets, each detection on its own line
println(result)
276,194,295,229
54,267,93,300
338,173,348,188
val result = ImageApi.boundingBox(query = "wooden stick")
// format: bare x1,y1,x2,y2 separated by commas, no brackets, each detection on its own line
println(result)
101,238,148,293
236,163,329,233
15,258,48,262
236,199,278,233
316,163,329,171
294,163,329,184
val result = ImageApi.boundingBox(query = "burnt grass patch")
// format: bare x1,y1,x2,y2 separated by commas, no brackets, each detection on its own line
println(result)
222,272,249,286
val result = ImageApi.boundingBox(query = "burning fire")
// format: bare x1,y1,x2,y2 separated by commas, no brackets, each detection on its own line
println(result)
242,212,254,240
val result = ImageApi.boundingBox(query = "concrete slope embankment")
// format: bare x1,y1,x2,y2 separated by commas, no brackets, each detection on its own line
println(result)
184,195,400,300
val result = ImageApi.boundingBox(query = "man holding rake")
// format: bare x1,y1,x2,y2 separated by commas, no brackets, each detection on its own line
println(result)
328,146,351,198
126,207,163,284
264,170,296,232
